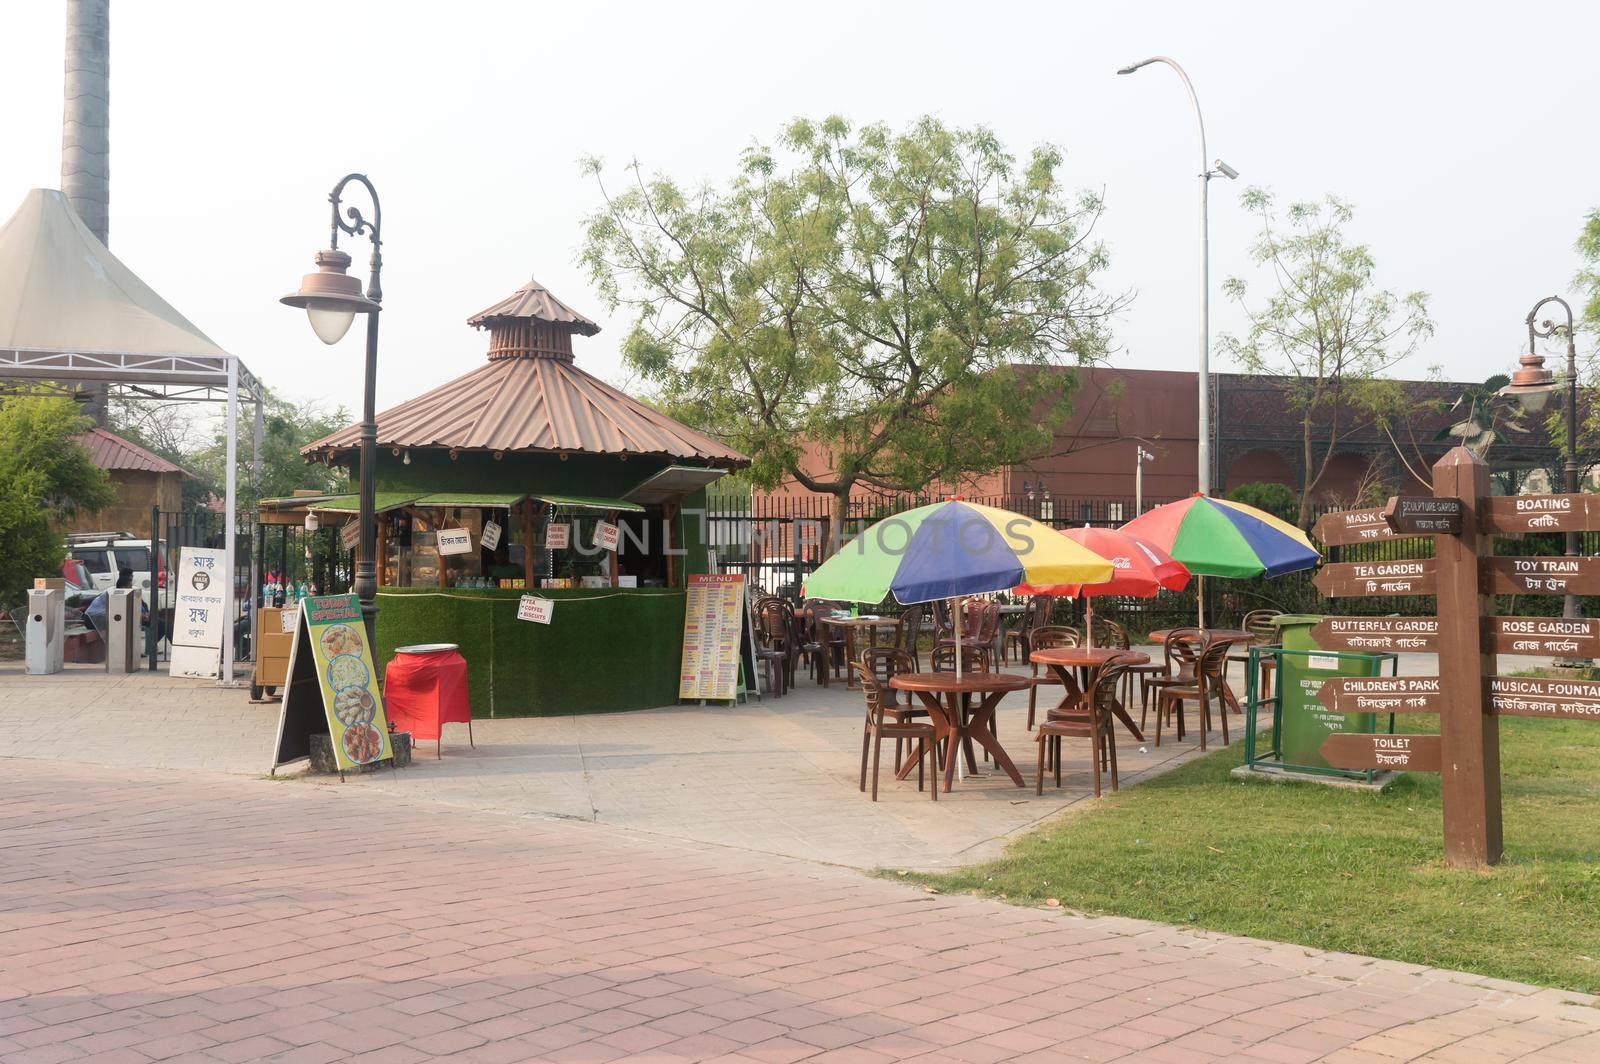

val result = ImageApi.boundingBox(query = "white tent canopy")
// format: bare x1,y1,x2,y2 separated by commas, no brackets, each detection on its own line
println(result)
0,188,262,684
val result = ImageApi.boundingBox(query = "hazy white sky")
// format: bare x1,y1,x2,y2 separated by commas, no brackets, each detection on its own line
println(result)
2,1,1597,416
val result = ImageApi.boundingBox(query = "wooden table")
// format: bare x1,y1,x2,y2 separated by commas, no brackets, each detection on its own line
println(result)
820,615,901,689
1029,646,1152,741
889,672,1031,792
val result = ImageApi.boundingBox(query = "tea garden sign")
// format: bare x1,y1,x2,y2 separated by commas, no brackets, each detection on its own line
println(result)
1310,447,1600,868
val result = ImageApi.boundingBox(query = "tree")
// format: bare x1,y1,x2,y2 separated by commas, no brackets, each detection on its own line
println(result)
0,393,115,603
1577,208,1600,333
1224,481,1297,524
1219,190,1433,527
111,391,350,510
581,115,1124,539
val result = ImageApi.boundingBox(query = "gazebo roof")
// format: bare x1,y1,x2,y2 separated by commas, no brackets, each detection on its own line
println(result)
304,277,746,469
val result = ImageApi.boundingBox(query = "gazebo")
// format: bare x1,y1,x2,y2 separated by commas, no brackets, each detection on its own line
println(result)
265,276,749,714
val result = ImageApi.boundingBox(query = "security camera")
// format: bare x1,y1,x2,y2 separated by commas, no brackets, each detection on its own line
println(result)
1213,159,1239,180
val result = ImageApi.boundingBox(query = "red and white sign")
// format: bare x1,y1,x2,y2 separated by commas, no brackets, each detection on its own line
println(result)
545,523,570,549
340,521,360,550
594,520,620,552
516,595,554,625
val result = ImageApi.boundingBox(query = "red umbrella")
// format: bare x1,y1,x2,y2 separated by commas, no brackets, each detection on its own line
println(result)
1019,527,1190,647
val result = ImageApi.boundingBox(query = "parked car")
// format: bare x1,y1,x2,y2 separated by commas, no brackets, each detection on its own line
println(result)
65,533,171,611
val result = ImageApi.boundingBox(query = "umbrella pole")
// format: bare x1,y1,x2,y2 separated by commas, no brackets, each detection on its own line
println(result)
954,596,964,781
1197,575,1205,630
1084,596,1094,649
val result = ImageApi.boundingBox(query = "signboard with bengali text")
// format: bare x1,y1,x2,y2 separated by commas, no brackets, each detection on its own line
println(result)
1315,559,1436,598
678,573,746,701
1383,496,1464,536
1482,556,1600,596
1317,676,1440,715
1482,493,1600,534
170,546,227,678
1319,733,1441,773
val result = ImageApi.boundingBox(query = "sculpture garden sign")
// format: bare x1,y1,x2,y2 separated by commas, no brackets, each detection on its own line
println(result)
1310,447,1600,868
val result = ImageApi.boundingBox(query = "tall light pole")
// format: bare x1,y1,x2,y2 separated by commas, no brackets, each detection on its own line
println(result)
1117,57,1237,495
1499,295,1583,626
281,174,383,644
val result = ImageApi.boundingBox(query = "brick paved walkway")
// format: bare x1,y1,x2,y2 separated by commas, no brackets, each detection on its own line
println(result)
3,759,1596,1063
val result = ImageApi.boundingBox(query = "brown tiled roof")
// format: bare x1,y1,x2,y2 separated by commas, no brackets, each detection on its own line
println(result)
301,356,748,467
467,277,601,335
76,427,188,475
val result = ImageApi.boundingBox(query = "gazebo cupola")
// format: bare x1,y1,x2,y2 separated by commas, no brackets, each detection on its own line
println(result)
467,277,601,362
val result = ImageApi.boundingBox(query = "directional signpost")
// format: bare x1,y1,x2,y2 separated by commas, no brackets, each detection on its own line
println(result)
1482,493,1600,534
1320,733,1442,773
1314,559,1436,598
1317,676,1440,715
1310,616,1439,653
1383,496,1464,536
1483,556,1600,596
1485,616,1600,657
1311,506,1410,546
1488,677,1600,721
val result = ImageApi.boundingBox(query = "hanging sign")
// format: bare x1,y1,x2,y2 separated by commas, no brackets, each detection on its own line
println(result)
437,527,473,556
1383,496,1464,536
170,546,228,678
594,520,620,552
1487,616,1600,656
516,594,553,625
1482,493,1600,534
545,523,570,549
1489,676,1600,720
1317,676,1440,715
1314,559,1436,597
1320,733,1441,773
341,520,360,550
480,520,503,552
679,573,746,701
270,594,392,773
1482,556,1600,596
1312,507,1408,546
1310,616,1439,652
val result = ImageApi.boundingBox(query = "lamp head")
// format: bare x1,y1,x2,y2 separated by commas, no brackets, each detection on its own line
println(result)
1213,159,1240,180
1498,348,1558,413
1117,58,1158,75
281,248,380,345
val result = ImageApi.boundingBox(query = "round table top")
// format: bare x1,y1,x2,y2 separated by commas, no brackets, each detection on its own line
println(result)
1031,646,1152,668
820,614,898,627
1146,628,1258,645
889,671,1032,694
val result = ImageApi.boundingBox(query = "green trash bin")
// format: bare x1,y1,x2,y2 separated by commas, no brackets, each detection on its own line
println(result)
1270,614,1386,772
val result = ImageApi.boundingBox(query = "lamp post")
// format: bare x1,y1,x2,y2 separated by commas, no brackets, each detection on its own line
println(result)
1117,57,1237,495
1135,444,1155,515
1498,295,1582,625
281,174,383,644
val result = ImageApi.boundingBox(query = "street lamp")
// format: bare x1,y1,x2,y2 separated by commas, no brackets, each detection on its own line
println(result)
281,174,383,643
1499,295,1582,624
1135,444,1155,514
1117,57,1237,495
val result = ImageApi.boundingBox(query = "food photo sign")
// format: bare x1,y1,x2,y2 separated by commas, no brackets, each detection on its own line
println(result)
270,593,393,775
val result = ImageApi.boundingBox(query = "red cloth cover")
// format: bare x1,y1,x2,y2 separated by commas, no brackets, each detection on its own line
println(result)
383,649,471,741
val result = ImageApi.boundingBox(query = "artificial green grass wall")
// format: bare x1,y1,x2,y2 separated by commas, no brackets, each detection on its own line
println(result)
375,587,686,716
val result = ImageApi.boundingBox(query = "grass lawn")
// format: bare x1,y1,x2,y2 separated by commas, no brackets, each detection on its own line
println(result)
909,716,1600,993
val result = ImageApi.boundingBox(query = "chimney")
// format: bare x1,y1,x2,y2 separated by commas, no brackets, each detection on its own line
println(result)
62,0,111,423
62,0,110,243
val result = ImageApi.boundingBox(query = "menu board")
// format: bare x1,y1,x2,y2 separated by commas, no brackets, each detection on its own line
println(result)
679,573,746,701
271,594,392,773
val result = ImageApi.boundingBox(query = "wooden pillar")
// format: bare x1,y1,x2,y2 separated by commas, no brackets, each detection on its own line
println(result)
1433,446,1502,867
663,502,678,588
375,512,389,588
521,500,536,588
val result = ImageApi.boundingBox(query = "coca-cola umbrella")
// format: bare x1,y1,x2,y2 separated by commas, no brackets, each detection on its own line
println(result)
1019,526,1191,647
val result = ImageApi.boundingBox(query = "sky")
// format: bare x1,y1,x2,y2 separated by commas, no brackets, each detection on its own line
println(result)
2,0,1597,420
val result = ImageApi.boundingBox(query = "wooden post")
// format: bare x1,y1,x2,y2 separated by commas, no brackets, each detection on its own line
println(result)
1432,447,1503,867
375,512,389,588
521,500,535,588
607,509,619,587
663,502,678,589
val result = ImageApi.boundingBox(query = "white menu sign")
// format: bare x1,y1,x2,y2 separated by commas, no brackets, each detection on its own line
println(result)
170,546,227,678
480,519,503,551
545,523,570,549
517,595,554,624
594,520,620,552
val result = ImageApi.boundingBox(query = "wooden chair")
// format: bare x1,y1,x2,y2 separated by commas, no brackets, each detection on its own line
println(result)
1003,596,1055,664
894,603,926,671
1154,630,1222,749
1230,609,1282,711
854,659,938,802
1037,660,1127,797
1144,628,1207,743
1025,625,1080,731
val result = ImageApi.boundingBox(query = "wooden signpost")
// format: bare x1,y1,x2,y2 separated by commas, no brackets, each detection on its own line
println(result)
1483,556,1600,596
1320,732,1442,773
1314,559,1435,597
1383,496,1464,536
1488,677,1600,721
1310,616,1439,653
1482,493,1600,534
1317,676,1440,715
1311,506,1410,546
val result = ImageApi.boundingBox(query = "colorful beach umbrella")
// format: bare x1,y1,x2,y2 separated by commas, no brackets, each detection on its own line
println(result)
804,500,1115,686
1118,495,1319,579
1017,527,1191,648
803,500,1115,606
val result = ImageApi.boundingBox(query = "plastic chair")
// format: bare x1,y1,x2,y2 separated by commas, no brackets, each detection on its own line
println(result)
1004,596,1055,664
1037,660,1128,797
1144,628,1207,743
854,659,938,802
1025,625,1080,731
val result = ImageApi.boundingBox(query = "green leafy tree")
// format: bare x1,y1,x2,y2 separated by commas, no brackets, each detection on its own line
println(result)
1224,481,1297,524
1577,209,1600,332
581,115,1124,539
0,394,115,603
1220,190,1433,527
